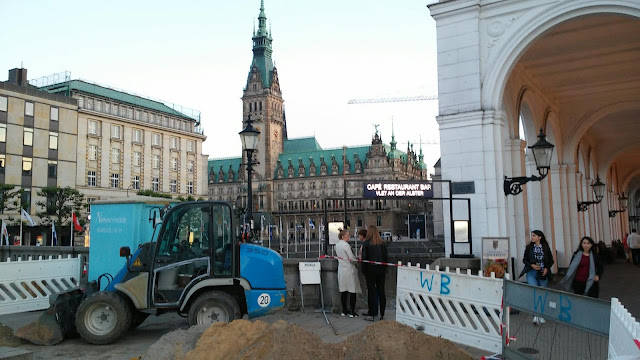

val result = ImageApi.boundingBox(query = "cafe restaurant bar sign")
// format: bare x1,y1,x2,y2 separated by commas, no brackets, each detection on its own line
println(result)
363,182,433,198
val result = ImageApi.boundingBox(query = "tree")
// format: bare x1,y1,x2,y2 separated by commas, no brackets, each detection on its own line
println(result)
0,184,21,216
36,187,85,243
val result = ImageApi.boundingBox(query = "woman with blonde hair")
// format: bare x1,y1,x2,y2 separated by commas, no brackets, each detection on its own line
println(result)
335,229,359,317
361,225,388,321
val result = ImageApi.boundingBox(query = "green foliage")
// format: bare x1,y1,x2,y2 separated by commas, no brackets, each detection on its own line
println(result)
136,189,173,199
35,187,85,235
176,195,198,202
0,184,20,216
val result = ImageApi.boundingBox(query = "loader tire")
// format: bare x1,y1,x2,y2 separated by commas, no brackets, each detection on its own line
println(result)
188,291,241,327
75,291,132,345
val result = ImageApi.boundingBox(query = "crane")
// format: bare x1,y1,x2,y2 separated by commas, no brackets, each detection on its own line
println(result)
347,95,438,104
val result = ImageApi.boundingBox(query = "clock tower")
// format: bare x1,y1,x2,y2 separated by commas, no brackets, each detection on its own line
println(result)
241,0,285,182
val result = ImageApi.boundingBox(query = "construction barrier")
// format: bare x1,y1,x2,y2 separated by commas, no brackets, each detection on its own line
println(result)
0,255,81,315
395,263,506,353
608,297,640,359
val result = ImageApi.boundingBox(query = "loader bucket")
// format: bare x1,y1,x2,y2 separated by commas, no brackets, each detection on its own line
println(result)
15,289,85,346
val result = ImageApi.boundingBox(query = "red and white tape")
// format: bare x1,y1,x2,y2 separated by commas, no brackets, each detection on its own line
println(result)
319,254,404,267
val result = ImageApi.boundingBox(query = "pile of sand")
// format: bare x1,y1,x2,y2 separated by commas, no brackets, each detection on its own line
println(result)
150,320,473,360
144,324,210,360
0,323,23,347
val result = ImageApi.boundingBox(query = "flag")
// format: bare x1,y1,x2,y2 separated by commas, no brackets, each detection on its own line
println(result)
52,222,58,246
309,218,315,229
1,220,8,246
261,216,265,233
21,209,36,226
72,212,82,232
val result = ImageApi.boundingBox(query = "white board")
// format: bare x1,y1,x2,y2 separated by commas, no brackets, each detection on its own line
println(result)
328,222,343,245
299,262,321,285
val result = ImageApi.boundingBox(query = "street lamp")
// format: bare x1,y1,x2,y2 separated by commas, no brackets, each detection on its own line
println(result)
504,128,555,196
577,175,605,211
239,115,260,239
609,193,628,218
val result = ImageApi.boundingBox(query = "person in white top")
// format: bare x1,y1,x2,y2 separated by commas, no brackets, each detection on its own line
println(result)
335,229,359,317
628,229,640,265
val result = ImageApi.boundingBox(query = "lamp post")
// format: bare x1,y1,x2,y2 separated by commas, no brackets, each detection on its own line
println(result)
239,116,260,240
577,175,605,211
504,128,555,196
609,193,628,218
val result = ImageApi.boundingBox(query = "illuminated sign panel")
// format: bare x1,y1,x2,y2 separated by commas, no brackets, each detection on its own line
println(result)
363,182,433,198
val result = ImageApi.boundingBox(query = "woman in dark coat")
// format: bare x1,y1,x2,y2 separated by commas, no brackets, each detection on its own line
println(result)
519,230,554,325
361,225,388,321
559,236,604,298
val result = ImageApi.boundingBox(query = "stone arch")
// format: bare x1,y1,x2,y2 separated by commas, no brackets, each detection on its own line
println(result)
483,1,640,110
621,167,640,193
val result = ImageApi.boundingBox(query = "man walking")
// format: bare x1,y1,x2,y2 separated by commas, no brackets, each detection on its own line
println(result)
628,229,640,265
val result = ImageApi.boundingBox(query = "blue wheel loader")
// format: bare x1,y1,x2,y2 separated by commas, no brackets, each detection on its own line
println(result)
23,200,286,345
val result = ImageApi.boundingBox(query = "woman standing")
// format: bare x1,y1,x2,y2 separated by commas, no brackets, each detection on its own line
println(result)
362,225,388,321
560,236,604,298
357,228,377,317
519,230,554,325
335,229,358,317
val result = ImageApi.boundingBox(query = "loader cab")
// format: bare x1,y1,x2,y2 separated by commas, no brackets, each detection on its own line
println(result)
150,201,237,306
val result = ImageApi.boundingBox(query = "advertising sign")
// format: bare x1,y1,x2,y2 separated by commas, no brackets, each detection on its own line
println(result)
481,237,510,278
328,222,343,245
363,181,433,199
408,214,426,239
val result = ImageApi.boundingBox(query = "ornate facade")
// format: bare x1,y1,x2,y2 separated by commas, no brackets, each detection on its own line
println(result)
208,2,431,240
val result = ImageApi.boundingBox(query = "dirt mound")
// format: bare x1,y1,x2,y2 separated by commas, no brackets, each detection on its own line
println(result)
341,321,473,360
164,319,472,360
144,324,209,360
0,323,23,347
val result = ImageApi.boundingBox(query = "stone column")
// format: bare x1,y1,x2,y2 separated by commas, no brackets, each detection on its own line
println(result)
505,138,529,273
549,165,569,266
565,164,580,254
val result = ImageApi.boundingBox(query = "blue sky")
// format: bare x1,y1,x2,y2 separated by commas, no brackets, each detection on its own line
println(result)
1,0,441,171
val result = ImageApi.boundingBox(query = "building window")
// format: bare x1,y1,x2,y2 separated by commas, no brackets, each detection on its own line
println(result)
187,140,195,153
0,96,7,112
170,179,177,193
132,129,143,143
133,151,141,166
23,128,33,146
132,175,140,190
88,145,98,160
111,124,122,139
152,155,160,169
187,160,194,173
104,103,110,114
50,107,59,121
88,120,99,135
357,217,363,227
48,161,57,178
119,106,126,117
111,148,120,164
110,173,120,188
152,177,159,192
21,189,31,213
95,100,101,112
170,137,179,150
0,155,5,174
0,124,6,142
25,102,34,116
135,110,141,121
152,133,161,146
376,216,382,227
87,171,97,187
170,158,178,171
22,158,32,176
187,181,194,195
111,104,118,116
49,132,58,150
78,97,84,108
127,108,133,119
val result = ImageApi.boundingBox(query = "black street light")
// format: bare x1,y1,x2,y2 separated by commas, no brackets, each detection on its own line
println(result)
577,175,605,211
609,193,628,218
239,115,260,239
504,128,555,196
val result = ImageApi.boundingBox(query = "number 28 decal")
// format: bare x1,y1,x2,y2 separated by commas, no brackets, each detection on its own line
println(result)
258,293,271,308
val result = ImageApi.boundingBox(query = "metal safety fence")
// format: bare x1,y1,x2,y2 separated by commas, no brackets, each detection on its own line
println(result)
502,280,609,359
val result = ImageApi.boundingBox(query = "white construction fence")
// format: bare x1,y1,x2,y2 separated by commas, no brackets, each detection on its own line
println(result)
0,255,81,315
395,263,506,353
609,297,640,359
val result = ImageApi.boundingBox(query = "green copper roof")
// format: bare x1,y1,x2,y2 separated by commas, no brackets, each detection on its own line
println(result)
208,157,242,182
276,145,370,178
283,137,323,152
40,80,198,121
247,0,274,88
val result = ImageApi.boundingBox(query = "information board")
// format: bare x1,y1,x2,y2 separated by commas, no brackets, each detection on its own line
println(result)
328,222,343,245
481,237,510,278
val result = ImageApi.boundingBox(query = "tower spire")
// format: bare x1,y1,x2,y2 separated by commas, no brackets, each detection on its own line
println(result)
390,117,397,150
248,0,274,88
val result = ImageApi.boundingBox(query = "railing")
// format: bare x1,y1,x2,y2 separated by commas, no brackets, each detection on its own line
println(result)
0,255,81,315
609,297,640,359
0,246,88,283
